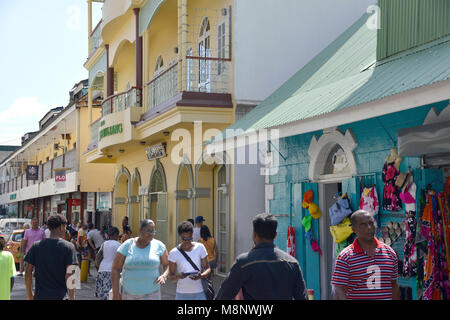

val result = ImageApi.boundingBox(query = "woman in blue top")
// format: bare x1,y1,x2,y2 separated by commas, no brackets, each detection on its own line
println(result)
111,219,169,300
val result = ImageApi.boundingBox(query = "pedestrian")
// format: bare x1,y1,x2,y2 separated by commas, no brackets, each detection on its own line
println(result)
120,226,132,243
121,216,131,235
95,227,120,300
215,213,308,300
43,221,51,238
21,217,45,275
70,232,81,269
168,221,211,300
331,210,400,300
77,224,88,259
0,232,16,300
24,214,78,300
193,216,205,242
87,223,105,260
17,223,31,276
198,225,218,278
111,219,169,300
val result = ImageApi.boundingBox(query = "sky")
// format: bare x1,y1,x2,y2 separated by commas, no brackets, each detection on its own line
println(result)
0,0,102,146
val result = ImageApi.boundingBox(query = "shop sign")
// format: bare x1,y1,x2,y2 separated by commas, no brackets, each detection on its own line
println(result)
26,165,39,181
87,192,95,211
69,199,81,206
146,143,166,161
99,124,123,140
55,170,66,188
10,194,17,200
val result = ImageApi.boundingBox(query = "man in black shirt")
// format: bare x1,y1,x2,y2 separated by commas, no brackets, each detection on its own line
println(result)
24,214,78,300
215,213,307,300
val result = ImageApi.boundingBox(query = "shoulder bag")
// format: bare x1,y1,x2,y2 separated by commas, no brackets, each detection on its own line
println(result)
177,245,215,300
94,242,105,269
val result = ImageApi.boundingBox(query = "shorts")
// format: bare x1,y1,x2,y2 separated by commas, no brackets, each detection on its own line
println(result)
175,291,206,300
122,289,161,300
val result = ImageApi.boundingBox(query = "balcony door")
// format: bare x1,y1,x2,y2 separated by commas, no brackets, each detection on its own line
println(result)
198,17,211,92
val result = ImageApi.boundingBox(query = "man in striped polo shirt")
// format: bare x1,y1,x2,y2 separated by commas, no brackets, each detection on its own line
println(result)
331,210,400,300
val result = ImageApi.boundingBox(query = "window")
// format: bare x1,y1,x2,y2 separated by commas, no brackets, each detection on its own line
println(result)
154,56,164,75
198,17,211,92
218,22,226,75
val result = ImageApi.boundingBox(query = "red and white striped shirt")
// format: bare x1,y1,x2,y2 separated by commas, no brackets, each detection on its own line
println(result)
331,238,398,300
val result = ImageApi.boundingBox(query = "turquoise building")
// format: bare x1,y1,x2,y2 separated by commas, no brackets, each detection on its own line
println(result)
213,0,450,299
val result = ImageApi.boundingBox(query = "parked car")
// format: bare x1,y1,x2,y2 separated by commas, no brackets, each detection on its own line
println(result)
5,229,25,269
0,218,31,240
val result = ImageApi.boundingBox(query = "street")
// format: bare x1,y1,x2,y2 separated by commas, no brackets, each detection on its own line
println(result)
10,263,225,300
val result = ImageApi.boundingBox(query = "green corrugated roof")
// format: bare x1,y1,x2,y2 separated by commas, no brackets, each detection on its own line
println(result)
216,12,450,141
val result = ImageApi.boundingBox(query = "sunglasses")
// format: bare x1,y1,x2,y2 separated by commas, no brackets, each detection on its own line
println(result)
142,230,157,234
181,237,193,241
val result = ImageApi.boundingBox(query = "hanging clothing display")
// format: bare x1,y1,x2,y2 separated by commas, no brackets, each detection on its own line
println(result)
359,186,379,218
419,190,450,300
382,161,403,211
287,226,296,258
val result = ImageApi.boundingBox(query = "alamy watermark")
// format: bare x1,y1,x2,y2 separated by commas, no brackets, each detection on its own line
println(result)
170,121,280,176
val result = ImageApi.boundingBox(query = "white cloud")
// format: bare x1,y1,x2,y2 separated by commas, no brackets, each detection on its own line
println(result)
0,97,51,145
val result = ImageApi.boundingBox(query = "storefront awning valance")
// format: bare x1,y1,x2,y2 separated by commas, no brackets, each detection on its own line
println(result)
398,120,450,157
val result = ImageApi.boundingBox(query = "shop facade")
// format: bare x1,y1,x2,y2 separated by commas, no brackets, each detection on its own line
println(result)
216,2,450,299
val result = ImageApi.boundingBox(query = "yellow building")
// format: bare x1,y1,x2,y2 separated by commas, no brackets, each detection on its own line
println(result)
84,0,235,275
0,80,115,228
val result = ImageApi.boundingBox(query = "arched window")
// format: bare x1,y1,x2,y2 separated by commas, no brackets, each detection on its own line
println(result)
154,56,164,76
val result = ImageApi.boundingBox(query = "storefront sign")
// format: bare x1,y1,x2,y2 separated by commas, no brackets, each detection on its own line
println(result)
146,143,166,161
26,165,39,181
69,199,81,206
99,124,123,140
55,170,66,188
87,192,95,211
10,194,16,200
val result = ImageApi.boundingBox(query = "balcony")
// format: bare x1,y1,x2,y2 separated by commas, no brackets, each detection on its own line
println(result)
142,56,232,114
102,87,142,117
89,19,103,58
0,149,79,204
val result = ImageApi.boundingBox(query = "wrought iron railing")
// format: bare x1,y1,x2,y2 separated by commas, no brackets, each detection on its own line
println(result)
102,87,142,117
185,56,231,94
144,62,179,113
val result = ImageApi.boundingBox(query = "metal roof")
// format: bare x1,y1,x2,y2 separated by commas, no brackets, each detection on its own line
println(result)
217,12,450,141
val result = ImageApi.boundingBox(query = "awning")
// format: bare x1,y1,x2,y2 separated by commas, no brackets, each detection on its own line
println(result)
397,120,450,157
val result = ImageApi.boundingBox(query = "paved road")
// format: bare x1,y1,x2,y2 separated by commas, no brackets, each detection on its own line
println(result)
11,262,225,300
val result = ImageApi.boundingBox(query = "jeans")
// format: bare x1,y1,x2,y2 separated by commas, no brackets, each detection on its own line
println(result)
175,291,206,300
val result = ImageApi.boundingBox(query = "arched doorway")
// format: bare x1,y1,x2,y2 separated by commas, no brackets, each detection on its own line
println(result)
195,151,231,276
113,166,131,232
148,159,168,246
175,156,194,243
130,169,141,237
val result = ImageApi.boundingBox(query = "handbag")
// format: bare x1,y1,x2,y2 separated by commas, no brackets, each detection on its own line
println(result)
329,195,352,226
329,217,353,243
94,243,104,269
177,245,215,300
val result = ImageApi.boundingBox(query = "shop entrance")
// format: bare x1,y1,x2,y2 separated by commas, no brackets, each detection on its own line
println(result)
319,182,342,300
148,160,168,246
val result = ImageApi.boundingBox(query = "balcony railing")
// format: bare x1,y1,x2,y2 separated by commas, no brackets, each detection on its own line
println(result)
185,56,231,94
102,87,142,117
0,148,78,196
144,62,179,113
143,56,231,113
89,19,103,57
90,118,101,145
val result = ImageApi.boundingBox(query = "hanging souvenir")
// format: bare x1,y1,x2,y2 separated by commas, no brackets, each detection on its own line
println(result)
329,193,353,226
287,226,296,258
382,148,403,211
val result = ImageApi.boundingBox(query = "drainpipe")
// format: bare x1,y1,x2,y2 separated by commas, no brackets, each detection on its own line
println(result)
134,8,143,89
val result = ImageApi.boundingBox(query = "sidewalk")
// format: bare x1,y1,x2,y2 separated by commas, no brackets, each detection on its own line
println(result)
82,262,225,300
